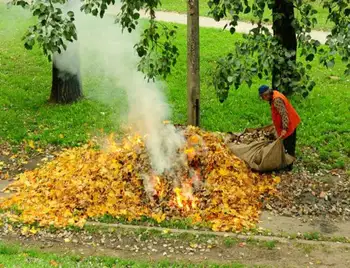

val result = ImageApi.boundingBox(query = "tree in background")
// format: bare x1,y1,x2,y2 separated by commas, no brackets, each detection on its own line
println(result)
9,0,179,105
208,0,349,101
10,0,82,103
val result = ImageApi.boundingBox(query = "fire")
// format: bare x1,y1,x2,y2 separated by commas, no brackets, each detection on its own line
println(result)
174,187,184,208
173,181,199,212
152,175,165,199
144,174,166,202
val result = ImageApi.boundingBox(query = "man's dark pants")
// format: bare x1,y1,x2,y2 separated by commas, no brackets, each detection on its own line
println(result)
283,129,297,157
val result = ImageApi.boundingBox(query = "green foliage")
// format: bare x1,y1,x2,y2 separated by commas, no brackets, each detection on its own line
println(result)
10,0,179,80
9,0,77,61
85,0,179,80
134,21,179,80
212,28,314,102
207,0,350,101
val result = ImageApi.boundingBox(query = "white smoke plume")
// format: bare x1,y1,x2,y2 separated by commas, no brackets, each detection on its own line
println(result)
55,0,185,174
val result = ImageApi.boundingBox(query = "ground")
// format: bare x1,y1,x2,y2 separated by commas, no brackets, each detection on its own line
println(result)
0,2,350,267
1,222,350,267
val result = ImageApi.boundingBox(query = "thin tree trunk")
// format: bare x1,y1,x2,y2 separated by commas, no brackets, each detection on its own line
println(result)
50,58,83,104
272,0,297,96
187,0,200,126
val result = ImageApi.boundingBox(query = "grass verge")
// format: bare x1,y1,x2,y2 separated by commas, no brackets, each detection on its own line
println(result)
0,242,246,267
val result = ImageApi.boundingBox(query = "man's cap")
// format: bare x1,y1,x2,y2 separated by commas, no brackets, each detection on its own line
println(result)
258,85,270,95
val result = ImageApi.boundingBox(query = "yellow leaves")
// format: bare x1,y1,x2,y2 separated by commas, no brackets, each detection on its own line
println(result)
218,168,229,176
28,140,35,149
274,176,281,184
50,260,59,267
21,226,39,236
184,147,196,161
0,126,279,232
151,212,166,223
190,243,198,249
29,226,39,234
21,226,29,235
127,164,133,172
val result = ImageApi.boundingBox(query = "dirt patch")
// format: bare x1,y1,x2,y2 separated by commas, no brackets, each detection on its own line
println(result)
259,212,350,238
1,227,350,267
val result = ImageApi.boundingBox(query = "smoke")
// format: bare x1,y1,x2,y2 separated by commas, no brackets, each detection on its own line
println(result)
55,0,185,174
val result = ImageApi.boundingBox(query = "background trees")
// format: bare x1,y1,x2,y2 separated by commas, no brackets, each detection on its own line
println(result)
9,0,350,119
208,0,349,100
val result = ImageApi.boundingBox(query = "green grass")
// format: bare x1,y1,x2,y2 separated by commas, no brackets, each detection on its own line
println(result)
158,0,333,31
0,242,246,267
224,237,239,247
303,232,321,241
0,4,349,170
262,240,277,250
0,5,118,148
95,214,205,230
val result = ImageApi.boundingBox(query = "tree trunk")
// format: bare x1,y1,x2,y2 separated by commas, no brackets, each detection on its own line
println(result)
272,0,297,96
187,0,200,126
50,58,83,104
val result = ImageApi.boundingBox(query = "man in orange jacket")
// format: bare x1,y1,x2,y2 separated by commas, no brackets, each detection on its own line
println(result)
259,85,301,163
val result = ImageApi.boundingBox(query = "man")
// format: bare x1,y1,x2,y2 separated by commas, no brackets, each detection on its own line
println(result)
258,85,301,167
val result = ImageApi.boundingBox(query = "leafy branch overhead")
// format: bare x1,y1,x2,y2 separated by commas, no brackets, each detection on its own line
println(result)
81,0,179,80
10,0,179,80
9,0,78,61
208,0,349,101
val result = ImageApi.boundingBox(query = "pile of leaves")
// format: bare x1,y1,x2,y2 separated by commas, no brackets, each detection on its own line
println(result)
0,126,280,231
224,125,276,145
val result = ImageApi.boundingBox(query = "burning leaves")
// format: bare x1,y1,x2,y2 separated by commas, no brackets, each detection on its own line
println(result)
0,126,279,231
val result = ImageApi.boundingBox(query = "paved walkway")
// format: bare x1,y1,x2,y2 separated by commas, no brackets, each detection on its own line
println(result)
138,10,329,44
107,5,330,44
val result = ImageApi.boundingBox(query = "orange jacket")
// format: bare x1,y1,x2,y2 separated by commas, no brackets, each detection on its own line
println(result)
271,91,301,138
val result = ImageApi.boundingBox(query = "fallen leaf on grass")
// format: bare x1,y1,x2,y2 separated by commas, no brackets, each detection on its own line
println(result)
50,260,59,267
28,140,35,149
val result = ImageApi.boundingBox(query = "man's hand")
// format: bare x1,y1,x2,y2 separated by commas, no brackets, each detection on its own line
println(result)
280,130,287,138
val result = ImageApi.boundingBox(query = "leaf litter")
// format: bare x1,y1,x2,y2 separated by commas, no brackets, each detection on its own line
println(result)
0,126,279,231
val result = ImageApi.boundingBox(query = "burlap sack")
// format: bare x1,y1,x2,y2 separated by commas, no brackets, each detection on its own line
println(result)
228,138,295,172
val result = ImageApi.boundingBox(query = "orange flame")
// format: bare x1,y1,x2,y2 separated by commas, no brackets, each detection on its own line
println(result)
153,175,165,199
174,187,184,208
173,181,198,211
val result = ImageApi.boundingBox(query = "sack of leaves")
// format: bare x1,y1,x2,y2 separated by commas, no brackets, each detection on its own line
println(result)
228,137,294,172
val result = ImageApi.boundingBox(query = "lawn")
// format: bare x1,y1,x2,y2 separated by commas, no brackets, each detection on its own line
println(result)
0,4,349,170
158,0,333,31
0,242,245,268
0,6,118,147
